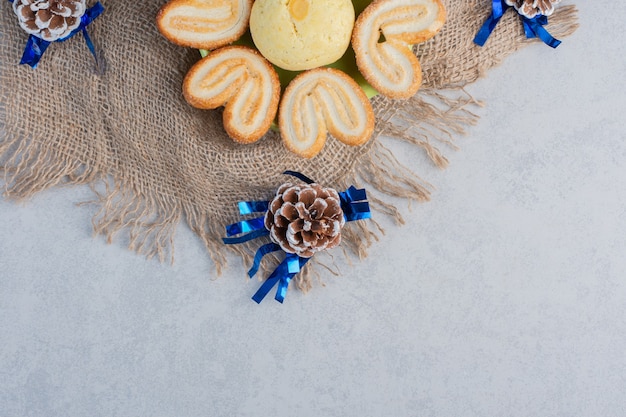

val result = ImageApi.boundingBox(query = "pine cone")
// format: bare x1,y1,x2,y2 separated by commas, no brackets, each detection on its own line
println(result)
264,183,346,258
13,0,86,42
505,0,561,19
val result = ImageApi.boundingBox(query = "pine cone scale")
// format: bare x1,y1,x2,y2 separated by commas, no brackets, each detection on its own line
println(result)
49,15,67,34
18,6,35,20
24,20,40,33
323,198,341,218
287,220,304,234
281,203,299,221
282,188,299,204
294,202,308,219
35,9,51,26
311,222,325,234
275,214,289,229
309,198,328,220
298,188,316,206
301,230,316,246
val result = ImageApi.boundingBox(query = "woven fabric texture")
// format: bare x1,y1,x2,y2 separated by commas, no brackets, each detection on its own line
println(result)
0,1,578,269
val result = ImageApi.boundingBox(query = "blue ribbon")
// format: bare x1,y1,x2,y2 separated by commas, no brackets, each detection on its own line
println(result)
474,0,506,47
251,254,310,304
283,170,314,184
222,228,269,245
522,15,561,48
9,1,104,68
474,0,561,48
339,186,372,222
248,243,281,279
223,171,371,303
225,216,266,237
238,200,269,215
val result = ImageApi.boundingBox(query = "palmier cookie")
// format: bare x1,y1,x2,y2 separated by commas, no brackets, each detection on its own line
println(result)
183,46,280,144
352,0,446,99
157,0,253,50
279,68,375,159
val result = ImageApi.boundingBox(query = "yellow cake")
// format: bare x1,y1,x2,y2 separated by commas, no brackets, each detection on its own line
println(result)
249,0,355,71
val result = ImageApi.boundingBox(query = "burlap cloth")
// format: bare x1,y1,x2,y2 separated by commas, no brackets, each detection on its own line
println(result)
0,1,578,286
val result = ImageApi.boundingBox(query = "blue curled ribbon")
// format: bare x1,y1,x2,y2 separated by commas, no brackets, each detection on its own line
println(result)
251,253,310,304
473,0,561,48
473,0,506,46
339,186,372,222
522,15,561,48
222,171,372,304
8,0,104,68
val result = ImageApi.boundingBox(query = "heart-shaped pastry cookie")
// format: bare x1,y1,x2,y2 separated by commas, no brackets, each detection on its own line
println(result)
279,68,375,159
157,0,253,50
352,0,445,99
183,46,281,144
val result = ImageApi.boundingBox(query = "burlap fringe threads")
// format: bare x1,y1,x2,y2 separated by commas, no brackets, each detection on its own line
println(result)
0,4,579,294
1,86,480,291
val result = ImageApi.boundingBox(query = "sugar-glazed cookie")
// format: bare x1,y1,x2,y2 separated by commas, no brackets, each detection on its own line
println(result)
279,68,375,159
183,46,280,144
157,0,253,50
352,0,446,99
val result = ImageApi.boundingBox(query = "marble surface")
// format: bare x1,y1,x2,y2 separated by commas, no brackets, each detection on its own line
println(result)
2,2,625,416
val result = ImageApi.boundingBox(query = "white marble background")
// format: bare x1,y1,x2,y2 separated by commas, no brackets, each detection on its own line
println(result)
1,2,625,416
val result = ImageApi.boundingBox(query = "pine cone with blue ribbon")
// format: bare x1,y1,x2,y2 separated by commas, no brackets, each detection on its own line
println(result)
13,0,86,42
264,183,346,258
505,0,561,19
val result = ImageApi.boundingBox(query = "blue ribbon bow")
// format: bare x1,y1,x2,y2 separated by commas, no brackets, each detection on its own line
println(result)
8,0,104,68
223,171,372,304
474,0,561,48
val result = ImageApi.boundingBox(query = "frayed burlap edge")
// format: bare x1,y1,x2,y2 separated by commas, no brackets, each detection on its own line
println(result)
0,5,579,294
